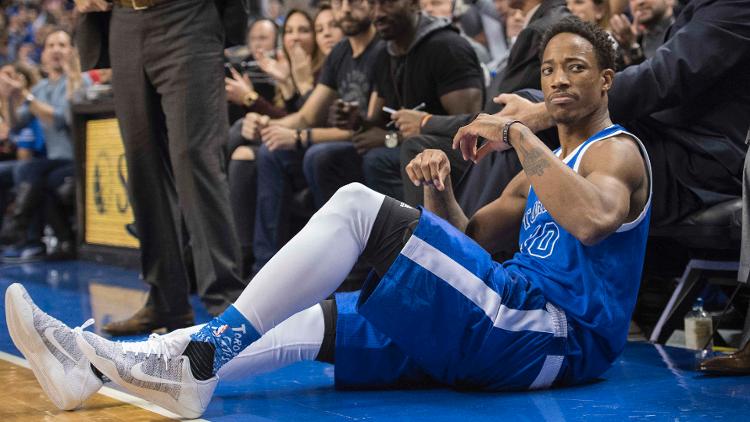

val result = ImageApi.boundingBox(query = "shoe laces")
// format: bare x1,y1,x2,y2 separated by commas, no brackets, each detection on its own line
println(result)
74,318,96,333
121,333,173,370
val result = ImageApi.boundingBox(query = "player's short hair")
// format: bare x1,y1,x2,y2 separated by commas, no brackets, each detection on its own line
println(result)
539,16,616,72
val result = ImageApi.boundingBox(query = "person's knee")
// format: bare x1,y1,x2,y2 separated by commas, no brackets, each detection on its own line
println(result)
231,145,255,161
323,183,383,217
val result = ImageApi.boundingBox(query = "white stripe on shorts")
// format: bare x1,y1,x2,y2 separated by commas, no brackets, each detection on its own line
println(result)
401,235,557,334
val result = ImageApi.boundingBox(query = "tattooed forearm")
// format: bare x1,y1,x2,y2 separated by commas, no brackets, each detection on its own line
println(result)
515,130,550,177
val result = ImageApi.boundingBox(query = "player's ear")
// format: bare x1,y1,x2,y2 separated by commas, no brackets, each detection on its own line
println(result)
600,68,615,93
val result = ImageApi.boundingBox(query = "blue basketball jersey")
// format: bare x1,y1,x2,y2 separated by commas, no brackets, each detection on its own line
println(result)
504,124,652,381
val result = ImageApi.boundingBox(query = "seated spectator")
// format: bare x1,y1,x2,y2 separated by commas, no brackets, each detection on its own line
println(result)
225,18,286,122
420,0,493,64
0,62,43,231
254,9,328,114
0,29,90,262
610,0,674,66
392,0,569,206
566,0,628,69
227,4,348,277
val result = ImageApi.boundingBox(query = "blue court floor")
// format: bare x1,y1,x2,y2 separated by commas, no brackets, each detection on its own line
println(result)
1,260,749,421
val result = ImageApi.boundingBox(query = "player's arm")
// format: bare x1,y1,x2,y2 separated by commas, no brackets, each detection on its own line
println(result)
273,84,338,129
511,127,644,245
454,115,645,246
465,171,529,255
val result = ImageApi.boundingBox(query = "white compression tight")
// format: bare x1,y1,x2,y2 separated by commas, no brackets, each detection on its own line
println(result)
234,182,385,334
166,184,384,380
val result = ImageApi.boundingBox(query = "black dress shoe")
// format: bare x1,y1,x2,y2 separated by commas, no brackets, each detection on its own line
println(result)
102,305,194,336
699,341,750,374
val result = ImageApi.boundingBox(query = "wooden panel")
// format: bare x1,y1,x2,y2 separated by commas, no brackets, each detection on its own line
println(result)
0,359,173,421
84,119,139,249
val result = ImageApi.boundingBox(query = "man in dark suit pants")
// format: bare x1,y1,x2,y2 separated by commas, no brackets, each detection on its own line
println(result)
75,0,247,334
392,0,569,206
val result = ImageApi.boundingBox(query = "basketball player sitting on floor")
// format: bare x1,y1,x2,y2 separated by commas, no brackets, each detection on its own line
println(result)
5,17,652,418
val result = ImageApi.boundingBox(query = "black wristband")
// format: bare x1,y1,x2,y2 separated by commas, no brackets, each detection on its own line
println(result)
502,119,523,147
306,128,313,148
295,129,303,150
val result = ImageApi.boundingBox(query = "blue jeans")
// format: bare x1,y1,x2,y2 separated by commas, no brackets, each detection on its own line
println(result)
252,145,307,273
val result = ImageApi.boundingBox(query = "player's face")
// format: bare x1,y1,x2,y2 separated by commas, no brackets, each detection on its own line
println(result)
315,9,344,56
332,0,373,36
541,33,613,125
370,0,419,41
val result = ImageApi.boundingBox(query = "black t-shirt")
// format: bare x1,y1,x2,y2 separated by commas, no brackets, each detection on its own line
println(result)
375,26,484,115
318,36,386,118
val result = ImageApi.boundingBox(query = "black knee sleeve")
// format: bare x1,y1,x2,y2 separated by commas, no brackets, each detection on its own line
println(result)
361,196,421,278
315,298,337,364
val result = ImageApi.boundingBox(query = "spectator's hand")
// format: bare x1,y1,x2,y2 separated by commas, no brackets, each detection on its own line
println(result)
260,125,297,151
289,43,314,94
610,14,638,49
352,127,387,155
453,113,515,162
241,112,270,140
328,99,362,130
225,67,255,106
392,109,427,139
405,149,452,191
256,49,291,85
0,73,25,100
74,0,111,13
493,93,553,133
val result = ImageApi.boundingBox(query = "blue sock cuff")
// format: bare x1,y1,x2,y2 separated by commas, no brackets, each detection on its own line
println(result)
191,305,261,374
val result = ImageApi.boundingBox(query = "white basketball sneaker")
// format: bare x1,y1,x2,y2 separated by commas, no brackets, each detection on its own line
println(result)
75,328,218,419
4,283,103,410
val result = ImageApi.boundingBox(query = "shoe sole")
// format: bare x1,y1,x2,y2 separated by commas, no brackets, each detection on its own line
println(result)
76,334,208,419
5,284,81,410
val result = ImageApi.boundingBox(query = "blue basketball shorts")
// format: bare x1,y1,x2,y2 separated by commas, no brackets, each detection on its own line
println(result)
334,210,570,391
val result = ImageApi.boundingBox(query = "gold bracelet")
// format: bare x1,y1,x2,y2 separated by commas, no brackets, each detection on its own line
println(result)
242,91,259,108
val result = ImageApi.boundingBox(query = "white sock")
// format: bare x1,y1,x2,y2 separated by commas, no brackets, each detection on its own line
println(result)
234,183,384,334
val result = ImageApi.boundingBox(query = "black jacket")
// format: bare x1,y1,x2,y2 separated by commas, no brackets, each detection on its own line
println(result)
610,0,750,177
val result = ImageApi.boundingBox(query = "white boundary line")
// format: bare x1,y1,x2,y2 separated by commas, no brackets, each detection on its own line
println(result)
0,350,209,421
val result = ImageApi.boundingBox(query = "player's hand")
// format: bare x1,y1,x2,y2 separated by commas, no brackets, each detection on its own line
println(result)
74,0,111,13
260,125,297,151
453,113,515,162
352,127,387,155
241,112,270,140
405,149,452,191
392,109,426,139
493,94,553,133
225,67,255,106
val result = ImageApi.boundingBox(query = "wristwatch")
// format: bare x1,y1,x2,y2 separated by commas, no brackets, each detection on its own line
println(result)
242,91,259,108
385,132,398,148
24,92,35,103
